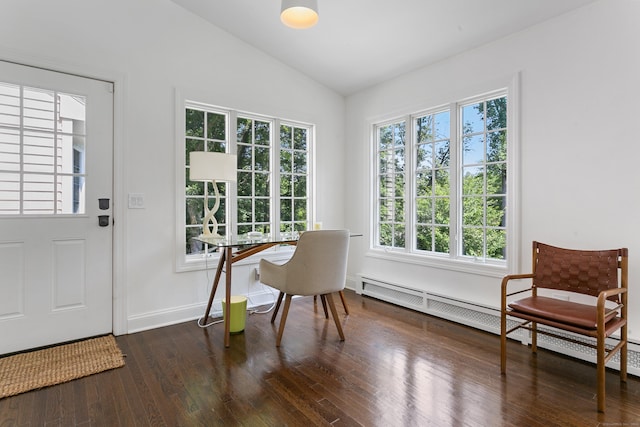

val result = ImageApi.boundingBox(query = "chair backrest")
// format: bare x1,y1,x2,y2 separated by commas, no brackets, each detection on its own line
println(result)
532,241,627,302
280,230,350,296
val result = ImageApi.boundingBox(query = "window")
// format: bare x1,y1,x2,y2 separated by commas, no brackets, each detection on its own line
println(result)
0,82,87,215
236,116,272,235
414,109,451,254
279,124,310,233
184,107,229,255
373,88,514,270
180,101,313,263
377,120,406,249
460,97,507,260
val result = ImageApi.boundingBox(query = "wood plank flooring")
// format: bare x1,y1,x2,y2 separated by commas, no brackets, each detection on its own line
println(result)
1,290,639,426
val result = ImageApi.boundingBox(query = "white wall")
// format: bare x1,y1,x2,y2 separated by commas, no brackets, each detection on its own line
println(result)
0,0,346,332
3,0,638,341
345,0,640,341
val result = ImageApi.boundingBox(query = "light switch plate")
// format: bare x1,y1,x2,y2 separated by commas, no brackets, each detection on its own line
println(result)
128,193,145,209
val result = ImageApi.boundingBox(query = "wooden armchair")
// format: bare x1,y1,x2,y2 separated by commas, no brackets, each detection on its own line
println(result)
501,241,628,412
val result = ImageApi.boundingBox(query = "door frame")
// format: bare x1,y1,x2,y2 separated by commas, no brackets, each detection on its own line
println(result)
0,51,128,335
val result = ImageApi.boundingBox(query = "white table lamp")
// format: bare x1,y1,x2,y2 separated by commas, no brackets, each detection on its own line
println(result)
189,151,237,238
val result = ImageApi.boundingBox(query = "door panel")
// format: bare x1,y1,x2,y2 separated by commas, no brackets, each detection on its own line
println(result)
0,60,113,354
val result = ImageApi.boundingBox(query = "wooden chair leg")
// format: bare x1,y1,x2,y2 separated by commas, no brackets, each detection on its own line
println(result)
500,309,507,374
621,325,628,383
325,293,345,341
597,334,606,412
338,290,350,315
275,294,293,347
320,294,328,318
271,291,284,324
531,322,537,353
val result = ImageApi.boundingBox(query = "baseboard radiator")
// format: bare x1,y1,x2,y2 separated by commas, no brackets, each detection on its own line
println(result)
358,275,640,377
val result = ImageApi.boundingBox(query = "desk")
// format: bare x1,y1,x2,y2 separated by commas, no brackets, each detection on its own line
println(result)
195,234,298,347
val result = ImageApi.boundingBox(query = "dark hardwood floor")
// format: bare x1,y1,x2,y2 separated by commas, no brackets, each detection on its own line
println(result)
1,290,639,426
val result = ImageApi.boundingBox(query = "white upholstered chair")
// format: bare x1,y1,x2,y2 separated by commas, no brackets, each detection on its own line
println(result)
259,229,350,346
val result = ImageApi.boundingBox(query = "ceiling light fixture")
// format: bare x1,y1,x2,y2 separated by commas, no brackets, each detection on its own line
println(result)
281,0,319,29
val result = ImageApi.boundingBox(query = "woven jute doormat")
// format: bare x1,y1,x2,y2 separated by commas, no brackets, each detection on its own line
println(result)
0,335,125,399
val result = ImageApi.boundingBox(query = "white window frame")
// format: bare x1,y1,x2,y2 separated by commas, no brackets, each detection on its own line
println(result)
0,82,88,216
174,93,315,272
368,76,520,277
235,112,275,236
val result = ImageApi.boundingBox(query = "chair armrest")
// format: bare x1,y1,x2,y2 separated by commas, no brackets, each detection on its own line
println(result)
591,287,628,329
501,273,534,292
596,287,628,315
259,258,287,290
598,287,627,300
501,273,534,312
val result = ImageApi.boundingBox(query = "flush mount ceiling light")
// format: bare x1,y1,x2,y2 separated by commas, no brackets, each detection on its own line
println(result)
281,0,319,29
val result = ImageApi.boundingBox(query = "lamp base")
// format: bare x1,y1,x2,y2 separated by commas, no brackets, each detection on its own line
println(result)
199,232,224,240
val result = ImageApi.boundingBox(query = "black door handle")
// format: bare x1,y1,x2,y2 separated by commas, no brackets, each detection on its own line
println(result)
98,215,110,227
99,198,110,210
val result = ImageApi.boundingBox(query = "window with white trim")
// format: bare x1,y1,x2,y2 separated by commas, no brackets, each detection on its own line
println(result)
184,107,229,255
279,123,310,233
236,115,272,235
181,102,313,261
0,82,87,215
373,89,513,268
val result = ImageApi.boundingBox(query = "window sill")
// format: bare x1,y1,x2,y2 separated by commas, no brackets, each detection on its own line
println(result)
365,248,507,278
176,244,295,273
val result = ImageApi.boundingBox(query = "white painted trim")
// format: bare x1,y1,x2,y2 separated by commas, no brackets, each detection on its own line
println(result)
0,48,128,336
364,73,520,276
111,72,128,335
365,249,506,278
358,274,640,376
127,286,280,333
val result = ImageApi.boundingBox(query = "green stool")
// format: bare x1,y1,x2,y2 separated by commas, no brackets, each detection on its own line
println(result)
222,296,247,333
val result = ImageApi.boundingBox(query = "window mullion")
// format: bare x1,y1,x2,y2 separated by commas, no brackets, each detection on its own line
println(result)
405,114,413,253
228,110,238,237
450,101,460,258
273,119,281,235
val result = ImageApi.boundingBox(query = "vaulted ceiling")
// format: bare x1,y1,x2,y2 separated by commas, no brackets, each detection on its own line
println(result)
171,0,599,96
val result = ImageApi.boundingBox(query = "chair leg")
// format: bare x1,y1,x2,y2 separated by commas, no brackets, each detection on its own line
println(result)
271,291,284,324
597,333,606,412
531,322,538,354
621,324,628,383
338,290,350,315
320,294,329,318
275,294,293,347
500,309,507,374
325,293,345,341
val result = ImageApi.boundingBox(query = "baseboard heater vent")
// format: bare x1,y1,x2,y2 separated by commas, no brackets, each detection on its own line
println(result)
358,275,640,376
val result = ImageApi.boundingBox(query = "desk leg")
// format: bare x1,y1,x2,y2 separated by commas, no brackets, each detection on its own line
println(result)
224,246,233,348
202,249,226,323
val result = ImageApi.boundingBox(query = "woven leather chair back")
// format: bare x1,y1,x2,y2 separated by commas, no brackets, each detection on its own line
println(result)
532,241,623,302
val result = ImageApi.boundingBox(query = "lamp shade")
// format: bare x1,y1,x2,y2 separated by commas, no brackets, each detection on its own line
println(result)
189,152,237,182
281,0,318,29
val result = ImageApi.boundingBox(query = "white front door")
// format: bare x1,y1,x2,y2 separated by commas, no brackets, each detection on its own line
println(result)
0,61,113,355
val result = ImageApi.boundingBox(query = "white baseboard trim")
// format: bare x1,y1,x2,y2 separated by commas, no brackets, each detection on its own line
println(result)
127,289,279,334
358,274,640,377
127,274,359,334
